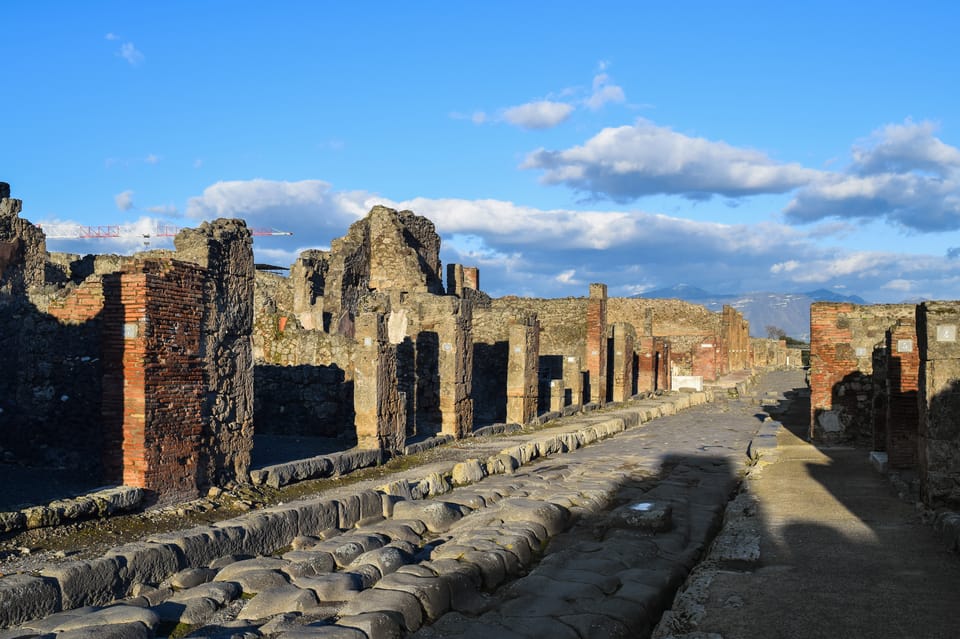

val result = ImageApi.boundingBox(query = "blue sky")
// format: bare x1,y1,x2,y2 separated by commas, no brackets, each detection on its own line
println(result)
4,1,960,302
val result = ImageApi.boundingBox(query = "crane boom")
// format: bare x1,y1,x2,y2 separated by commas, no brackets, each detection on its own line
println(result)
38,223,292,239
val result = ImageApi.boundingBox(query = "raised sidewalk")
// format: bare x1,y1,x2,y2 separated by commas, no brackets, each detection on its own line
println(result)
655,383,960,639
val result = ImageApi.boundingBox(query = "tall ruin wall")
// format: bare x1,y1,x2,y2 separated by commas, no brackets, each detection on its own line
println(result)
809,302,914,443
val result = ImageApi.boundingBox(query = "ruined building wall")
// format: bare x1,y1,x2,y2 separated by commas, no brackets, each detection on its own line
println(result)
917,301,960,510
809,302,914,443
174,220,255,487
885,319,920,470
0,187,105,469
607,297,721,337
253,272,356,438
101,259,206,505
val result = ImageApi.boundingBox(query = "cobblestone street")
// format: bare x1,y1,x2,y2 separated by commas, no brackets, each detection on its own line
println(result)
0,371,806,638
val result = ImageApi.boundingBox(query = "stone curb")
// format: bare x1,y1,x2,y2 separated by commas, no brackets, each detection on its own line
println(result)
0,486,143,535
0,384,740,629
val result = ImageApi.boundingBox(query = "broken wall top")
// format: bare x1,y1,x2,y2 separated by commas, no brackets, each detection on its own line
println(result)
0,184,46,294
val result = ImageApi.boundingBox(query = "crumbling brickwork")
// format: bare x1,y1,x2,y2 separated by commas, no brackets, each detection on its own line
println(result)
917,302,960,509
175,220,255,487
609,322,636,402
885,319,919,470
506,316,540,424
809,302,914,443
101,259,205,505
353,312,405,452
586,283,608,404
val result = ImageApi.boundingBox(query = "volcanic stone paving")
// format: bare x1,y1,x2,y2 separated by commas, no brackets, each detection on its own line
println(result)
0,372,797,639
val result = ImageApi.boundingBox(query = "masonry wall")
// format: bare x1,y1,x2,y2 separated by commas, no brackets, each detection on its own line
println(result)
809,302,915,443
175,220,255,487
101,259,205,505
0,189,105,470
917,301,960,509
885,320,920,470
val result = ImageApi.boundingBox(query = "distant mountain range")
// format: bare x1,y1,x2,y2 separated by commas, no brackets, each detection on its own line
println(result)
637,285,868,342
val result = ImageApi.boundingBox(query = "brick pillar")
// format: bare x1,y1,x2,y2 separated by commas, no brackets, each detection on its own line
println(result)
102,260,206,505
437,300,473,438
586,283,608,404
886,321,919,469
506,316,540,424
917,302,960,509
446,263,464,296
174,220,254,487
656,338,672,392
354,312,406,452
462,267,479,291
610,322,635,402
809,302,856,441
562,354,584,406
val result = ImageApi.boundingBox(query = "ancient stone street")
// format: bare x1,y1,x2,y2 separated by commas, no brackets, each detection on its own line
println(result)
0,371,791,638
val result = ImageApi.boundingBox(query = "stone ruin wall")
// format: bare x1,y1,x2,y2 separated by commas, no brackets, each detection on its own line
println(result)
1,183,254,504
916,302,960,510
810,299,960,511
809,302,915,443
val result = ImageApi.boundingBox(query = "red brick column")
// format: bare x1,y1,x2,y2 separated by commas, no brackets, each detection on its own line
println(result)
102,259,205,505
462,267,479,292
585,283,607,404
886,320,919,469
809,302,855,441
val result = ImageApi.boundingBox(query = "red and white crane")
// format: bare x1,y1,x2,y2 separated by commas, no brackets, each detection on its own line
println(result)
38,223,292,239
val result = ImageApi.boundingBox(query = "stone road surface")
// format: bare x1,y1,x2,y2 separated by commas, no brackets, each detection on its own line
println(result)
1,371,801,639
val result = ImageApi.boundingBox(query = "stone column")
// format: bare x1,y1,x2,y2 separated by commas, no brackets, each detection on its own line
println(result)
610,322,636,402
462,267,479,291
562,354,584,407
437,300,474,439
917,302,960,509
506,316,540,424
585,283,608,404
354,312,405,452
446,263,464,296
174,219,255,487
884,320,919,470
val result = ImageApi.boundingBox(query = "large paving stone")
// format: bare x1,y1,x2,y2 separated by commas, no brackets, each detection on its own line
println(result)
348,546,413,577
237,584,318,620
152,595,222,625
0,574,61,628
40,557,124,608
293,572,363,602
276,625,368,638
281,549,338,577
337,611,404,639
496,498,570,536
54,621,153,639
167,566,217,589
23,605,159,634
339,587,423,632
390,500,464,533
105,541,183,587
376,571,451,620
168,580,241,605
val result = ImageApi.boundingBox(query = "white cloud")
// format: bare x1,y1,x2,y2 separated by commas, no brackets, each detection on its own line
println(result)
114,190,134,211
882,279,914,292
555,269,581,285
586,72,626,110
145,153,160,165
91,177,958,302
502,101,574,130
785,120,960,231
105,33,119,41
770,260,800,274
523,118,818,202
146,204,180,217
118,42,144,66
193,158,204,169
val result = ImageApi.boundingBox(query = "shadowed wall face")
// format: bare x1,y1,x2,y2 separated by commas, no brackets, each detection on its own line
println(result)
809,302,914,443
917,302,960,509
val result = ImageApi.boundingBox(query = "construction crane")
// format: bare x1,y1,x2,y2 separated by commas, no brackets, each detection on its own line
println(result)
38,223,293,239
